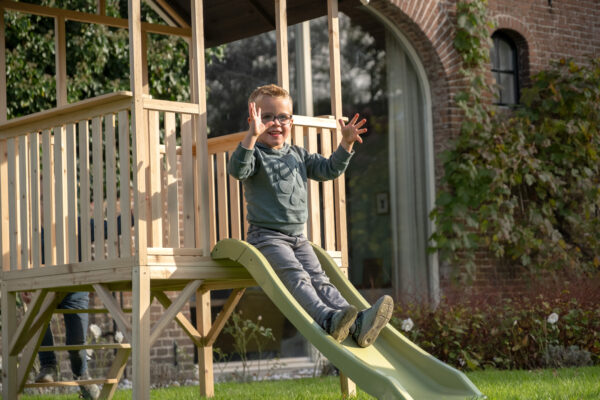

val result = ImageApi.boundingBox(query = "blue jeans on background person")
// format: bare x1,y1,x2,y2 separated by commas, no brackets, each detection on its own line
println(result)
38,291,90,378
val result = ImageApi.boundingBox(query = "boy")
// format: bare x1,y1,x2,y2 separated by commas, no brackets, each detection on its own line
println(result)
228,84,393,347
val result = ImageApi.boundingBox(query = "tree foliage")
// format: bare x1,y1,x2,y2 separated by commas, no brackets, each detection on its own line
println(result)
5,0,221,118
430,0,600,274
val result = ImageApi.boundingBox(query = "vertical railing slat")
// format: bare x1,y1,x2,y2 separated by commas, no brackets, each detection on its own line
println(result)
19,136,30,269
41,130,55,266
118,111,131,257
29,133,41,268
66,124,78,264
79,120,92,263
292,125,307,236
164,112,179,248
307,126,321,246
242,186,248,239
92,116,105,260
148,110,162,247
216,151,229,241
207,154,216,248
181,114,195,247
105,114,118,259
320,128,335,250
228,151,241,240
54,126,67,265
8,138,19,269
0,139,10,270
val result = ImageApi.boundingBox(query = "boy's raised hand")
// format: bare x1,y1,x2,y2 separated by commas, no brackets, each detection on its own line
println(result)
248,101,274,137
339,113,367,152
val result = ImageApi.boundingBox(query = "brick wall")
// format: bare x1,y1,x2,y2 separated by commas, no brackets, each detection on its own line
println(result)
366,0,599,295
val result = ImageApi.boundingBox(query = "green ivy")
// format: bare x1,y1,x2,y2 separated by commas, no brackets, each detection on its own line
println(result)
430,0,600,275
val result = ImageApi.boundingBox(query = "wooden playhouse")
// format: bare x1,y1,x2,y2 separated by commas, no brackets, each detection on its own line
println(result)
0,0,358,398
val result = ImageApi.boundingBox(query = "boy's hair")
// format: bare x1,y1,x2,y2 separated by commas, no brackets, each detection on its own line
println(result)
248,84,293,105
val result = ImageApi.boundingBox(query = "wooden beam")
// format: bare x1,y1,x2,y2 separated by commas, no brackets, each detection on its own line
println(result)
205,287,245,346
97,0,105,16
17,293,64,393
152,290,203,347
93,283,132,342
0,92,132,140
275,0,289,90
340,372,357,398
55,16,67,107
148,280,203,347
131,266,151,399
150,0,190,28
190,0,210,255
1,283,17,399
327,0,348,267
98,347,131,398
295,21,314,116
0,139,9,270
196,289,213,397
129,0,148,265
249,0,274,28
0,1,191,37
8,289,48,355
0,9,7,123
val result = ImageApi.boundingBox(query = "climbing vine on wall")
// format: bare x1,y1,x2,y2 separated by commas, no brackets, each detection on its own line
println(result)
429,0,600,276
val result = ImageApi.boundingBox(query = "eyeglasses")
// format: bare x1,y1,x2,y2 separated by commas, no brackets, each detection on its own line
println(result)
261,113,292,125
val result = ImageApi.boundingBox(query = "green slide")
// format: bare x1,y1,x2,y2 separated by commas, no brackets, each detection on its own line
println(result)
211,239,483,400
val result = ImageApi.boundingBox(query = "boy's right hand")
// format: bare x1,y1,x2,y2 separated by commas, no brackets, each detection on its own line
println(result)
248,102,274,137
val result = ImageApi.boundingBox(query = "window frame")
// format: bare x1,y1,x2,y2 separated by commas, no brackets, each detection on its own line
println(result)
491,31,520,106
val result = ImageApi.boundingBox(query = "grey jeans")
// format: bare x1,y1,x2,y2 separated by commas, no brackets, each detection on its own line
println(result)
246,225,350,327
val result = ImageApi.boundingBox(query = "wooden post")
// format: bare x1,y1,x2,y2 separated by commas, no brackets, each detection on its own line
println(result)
1,283,17,399
190,0,210,255
97,0,106,16
128,0,148,263
295,21,313,116
328,0,354,396
0,11,7,270
0,8,7,123
55,16,67,107
275,0,289,90
196,290,214,397
327,0,349,267
132,266,151,399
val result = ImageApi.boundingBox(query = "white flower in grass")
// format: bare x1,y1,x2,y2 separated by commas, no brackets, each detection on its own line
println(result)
114,331,124,343
547,312,559,324
401,318,414,332
89,324,102,340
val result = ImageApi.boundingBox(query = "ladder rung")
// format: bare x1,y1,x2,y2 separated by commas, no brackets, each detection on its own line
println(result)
39,343,131,351
25,378,118,388
54,308,132,314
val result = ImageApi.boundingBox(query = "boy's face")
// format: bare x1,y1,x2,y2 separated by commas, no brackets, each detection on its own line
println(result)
255,95,293,149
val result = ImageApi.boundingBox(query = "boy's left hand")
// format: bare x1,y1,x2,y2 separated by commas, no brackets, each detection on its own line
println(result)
339,113,367,152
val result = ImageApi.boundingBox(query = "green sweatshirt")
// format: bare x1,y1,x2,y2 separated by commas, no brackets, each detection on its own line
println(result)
228,142,353,235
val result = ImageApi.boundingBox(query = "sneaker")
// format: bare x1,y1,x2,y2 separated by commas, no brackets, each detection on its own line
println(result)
351,295,394,347
35,365,58,383
326,306,358,343
79,383,100,400
78,373,100,400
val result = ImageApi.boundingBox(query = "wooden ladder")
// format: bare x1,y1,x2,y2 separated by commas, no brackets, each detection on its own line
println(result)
23,343,131,399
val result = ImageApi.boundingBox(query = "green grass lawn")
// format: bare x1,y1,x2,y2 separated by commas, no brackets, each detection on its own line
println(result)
13,366,600,399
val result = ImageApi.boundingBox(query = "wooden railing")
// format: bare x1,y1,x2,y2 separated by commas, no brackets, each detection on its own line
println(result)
0,92,134,271
0,93,345,272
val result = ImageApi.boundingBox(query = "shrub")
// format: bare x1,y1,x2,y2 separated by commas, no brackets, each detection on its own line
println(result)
391,276,600,370
432,14,600,274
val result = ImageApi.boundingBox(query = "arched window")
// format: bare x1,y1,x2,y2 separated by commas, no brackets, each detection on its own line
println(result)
491,31,519,106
